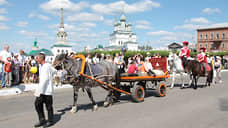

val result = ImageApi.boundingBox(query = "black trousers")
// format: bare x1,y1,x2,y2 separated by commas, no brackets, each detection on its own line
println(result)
35,94,54,122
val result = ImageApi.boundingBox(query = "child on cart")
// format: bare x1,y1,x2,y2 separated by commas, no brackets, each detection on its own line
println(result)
128,60,138,76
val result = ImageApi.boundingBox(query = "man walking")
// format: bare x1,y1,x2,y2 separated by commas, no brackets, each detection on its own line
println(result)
0,44,11,88
34,53,56,127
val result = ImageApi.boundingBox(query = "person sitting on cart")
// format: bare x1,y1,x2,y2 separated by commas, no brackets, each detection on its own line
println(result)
144,58,156,76
128,60,138,76
137,59,146,76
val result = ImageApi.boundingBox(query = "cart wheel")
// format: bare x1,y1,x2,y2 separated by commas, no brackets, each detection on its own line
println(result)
132,85,145,102
155,83,167,97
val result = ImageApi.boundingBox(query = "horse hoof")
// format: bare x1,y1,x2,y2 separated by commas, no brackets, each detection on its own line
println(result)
93,104,98,111
104,101,109,107
70,106,77,113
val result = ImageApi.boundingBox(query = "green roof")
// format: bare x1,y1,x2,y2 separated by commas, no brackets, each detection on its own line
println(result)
51,44,72,48
29,48,53,56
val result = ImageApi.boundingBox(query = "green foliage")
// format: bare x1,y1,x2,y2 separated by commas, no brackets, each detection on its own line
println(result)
76,50,228,59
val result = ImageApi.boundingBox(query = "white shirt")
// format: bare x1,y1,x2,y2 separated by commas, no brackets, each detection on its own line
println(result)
18,54,25,66
86,57,92,63
92,57,99,64
35,63,56,96
0,50,11,62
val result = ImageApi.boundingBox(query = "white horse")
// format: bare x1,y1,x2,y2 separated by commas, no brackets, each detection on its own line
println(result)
167,52,188,88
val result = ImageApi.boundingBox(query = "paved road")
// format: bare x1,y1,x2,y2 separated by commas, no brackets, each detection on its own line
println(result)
0,72,228,128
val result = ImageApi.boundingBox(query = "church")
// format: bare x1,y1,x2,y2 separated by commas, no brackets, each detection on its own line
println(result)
109,11,138,51
51,8,73,56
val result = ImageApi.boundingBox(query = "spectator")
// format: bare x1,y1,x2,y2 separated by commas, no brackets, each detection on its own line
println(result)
105,54,112,63
222,56,227,69
18,49,25,83
4,56,12,87
0,44,11,88
92,52,99,64
85,53,92,63
214,56,222,83
145,52,151,61
24,57,32,84
100,53,105,61
12,54,20,85
69,52,75,58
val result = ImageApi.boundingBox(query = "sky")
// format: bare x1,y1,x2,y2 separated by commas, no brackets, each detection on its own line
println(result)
0,0,228,53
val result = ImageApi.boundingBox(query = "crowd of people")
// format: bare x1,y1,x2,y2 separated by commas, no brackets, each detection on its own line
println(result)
1,42,228,88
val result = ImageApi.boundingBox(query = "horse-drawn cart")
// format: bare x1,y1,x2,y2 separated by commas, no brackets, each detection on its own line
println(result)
73,55,169,103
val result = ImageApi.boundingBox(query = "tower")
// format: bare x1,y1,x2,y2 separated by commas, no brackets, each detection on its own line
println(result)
56,8,67,44
51,8,73,56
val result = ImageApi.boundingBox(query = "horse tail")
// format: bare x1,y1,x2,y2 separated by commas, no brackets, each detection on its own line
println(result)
115,68,121,88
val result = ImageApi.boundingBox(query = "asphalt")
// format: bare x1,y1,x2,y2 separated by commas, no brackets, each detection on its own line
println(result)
0,72,228,128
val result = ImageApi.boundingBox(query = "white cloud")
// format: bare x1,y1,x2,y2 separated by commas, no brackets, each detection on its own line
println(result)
174,24,201,31
91,0,160,15
185,17,210,24
66,12,104,21
0,15,9,21
48,23,91,32
0,8,7,14
202,8,221,15
104,19,115,26
28,12,36,18
198,22,228,29
0,22,10,30
136,20,150,25
147,30,175,36
135,24,152,29
15,21,28,27
40,0,89,14
38,14,50,20
19,30,48,38
0,0,8,5
79,22,96,28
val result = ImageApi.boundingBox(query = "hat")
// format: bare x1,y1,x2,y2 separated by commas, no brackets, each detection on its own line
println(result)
200,47,206,52
146,52,150,55
106,54,110,57
182,41,189,45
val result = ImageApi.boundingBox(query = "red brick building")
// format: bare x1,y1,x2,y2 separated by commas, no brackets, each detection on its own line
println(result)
197,27,228,52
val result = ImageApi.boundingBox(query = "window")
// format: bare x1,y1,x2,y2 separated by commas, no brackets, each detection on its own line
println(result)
57,49,60,53
61,50,64,53
200,33,203,40
205,33,208,40
216,32,220,39
199,44,202,48
222,33,225,39
205,44,208,48
222,43,225,48
210,44,214,49
210,32,214,39
66,50,68,53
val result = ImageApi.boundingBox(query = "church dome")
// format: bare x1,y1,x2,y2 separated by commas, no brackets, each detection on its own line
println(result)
120,14,126,22
128,22,132,26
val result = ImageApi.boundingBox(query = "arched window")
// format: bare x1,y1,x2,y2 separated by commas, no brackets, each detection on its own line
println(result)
57,49,60,53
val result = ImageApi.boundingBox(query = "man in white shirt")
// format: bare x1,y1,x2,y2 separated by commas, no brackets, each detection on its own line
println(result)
34,53,56,127
0,44,11,87
18,49,25,83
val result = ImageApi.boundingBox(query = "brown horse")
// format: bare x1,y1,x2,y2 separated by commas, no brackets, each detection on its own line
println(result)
185,60,213,89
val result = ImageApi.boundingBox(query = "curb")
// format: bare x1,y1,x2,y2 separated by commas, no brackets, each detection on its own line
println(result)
0,84,72,97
